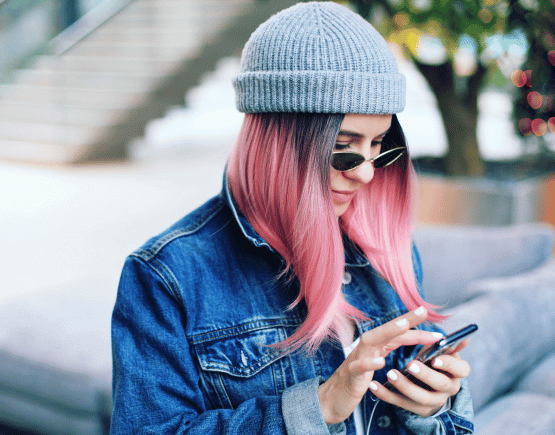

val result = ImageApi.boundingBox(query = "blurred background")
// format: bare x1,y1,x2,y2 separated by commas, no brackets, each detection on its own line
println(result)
0,0,554,434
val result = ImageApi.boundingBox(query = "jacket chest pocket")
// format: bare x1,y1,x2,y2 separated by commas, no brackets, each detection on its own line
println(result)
193,326,299,409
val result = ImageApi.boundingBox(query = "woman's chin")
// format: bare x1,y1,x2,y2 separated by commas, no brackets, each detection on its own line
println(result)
333,201,352,217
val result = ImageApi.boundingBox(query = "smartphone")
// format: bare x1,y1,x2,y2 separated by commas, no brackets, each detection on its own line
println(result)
384,323,478,391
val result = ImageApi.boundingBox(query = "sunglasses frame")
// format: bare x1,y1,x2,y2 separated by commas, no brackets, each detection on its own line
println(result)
331,146,406,172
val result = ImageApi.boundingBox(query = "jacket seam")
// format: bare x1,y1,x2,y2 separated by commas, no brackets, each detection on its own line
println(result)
137,199,225,261
189,317,303,344
130,254,183,303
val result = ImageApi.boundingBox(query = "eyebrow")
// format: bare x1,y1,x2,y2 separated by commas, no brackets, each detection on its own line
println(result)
337,127,391,139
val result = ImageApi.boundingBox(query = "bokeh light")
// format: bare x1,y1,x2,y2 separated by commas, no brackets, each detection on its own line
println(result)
519,118,533,135
549,50,555,66
524,70,532,87
549,117,555,133
531,119,547,136
511,69,527,87
394,12,410,27
527,91,543,109
478,8,493,23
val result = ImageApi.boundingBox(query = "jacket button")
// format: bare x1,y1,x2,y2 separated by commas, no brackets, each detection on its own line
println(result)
342,271,352,285
377,415,390,428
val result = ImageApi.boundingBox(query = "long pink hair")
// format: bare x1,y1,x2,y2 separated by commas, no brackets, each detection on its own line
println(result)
227,112,444,353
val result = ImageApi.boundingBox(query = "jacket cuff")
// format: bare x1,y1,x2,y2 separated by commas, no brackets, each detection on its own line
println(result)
282,377,346,435
394,377,474,434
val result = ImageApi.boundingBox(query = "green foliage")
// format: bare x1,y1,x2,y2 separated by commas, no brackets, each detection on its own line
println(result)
347,0,511,60
511,0,555,142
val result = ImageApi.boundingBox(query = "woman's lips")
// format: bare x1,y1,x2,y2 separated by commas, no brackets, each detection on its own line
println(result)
332,190,357,203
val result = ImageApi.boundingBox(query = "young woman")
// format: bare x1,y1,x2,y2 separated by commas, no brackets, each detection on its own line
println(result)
110,2,474,434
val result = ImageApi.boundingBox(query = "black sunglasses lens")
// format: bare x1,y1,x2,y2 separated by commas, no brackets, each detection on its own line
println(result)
331,153,365,171
373,147,405,169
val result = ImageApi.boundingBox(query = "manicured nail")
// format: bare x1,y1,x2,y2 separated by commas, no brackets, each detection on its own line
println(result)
387,370,398,381
408,363,420,374
396,318,408,327
432,332,444,338
413,306,426,316
433,358,444,368
369,381,378,391
374,357,385,365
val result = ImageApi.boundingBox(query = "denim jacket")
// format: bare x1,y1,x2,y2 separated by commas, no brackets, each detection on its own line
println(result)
111,175,474,435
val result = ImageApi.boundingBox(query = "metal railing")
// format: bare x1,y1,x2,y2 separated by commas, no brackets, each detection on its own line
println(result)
0,0,126,83
0,0,59,82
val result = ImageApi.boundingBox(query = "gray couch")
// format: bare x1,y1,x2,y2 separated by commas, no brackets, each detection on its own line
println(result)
1,223,554,434
413,223,555,434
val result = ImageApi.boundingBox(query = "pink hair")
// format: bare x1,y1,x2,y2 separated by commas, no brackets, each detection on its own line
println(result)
227,113,444,353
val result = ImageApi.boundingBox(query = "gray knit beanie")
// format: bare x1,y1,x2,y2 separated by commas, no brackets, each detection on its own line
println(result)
233,1,406,114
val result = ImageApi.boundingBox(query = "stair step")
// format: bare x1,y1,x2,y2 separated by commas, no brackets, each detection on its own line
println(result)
65,41,199,59
0,101,126,126
0,0,260,164
0,138,88,163
2,85,147,107
0,120,99,145
125,0,250,11
31,55,183,75
120,0,250,17
106,11,237,26
84,27,200,45
11,70,159,91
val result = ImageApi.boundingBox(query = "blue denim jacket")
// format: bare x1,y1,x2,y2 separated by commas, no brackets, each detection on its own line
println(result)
111,175,474,435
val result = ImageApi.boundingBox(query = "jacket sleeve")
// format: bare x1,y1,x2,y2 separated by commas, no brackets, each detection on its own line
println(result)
391,244,474,434
110,255,342,435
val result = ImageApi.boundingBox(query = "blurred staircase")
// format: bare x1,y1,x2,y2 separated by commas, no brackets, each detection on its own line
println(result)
0,0,297,164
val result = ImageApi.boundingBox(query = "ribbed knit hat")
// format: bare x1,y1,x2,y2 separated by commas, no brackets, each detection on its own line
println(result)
233,1,406,114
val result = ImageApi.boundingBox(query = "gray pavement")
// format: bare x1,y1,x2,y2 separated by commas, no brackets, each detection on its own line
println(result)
1,147,230,305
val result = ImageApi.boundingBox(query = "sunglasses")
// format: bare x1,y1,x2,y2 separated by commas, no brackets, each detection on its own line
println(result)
331,146,406,172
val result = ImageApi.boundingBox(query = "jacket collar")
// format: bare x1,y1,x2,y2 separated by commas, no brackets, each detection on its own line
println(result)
222,171,274,252
221,171,369,267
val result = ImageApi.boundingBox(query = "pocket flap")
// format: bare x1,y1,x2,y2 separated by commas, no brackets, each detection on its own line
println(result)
195,326,287,378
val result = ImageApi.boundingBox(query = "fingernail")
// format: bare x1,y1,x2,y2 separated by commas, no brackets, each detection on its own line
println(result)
433,358,444,368
387,370,398,381
369,381,378,391
408,363,420,374
413,306,426,316
432,332,444,338
396,318,408,327
374,357,385,365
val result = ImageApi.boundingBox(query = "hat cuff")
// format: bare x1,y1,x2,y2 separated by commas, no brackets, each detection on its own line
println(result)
233,71,406,114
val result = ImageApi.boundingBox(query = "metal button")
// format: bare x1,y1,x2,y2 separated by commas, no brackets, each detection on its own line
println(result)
342,271,352,285
377,415,391,428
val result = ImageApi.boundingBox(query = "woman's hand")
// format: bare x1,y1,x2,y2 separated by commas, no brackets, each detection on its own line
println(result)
370,340,471,417
318,307,443,425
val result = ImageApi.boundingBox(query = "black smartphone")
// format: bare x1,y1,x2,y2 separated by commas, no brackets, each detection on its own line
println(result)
384,323,478,391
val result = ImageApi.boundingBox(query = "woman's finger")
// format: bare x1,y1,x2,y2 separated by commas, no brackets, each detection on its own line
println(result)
400,361,461,396
430,354,471,379
369,378,446,417
358,306,429,353
348,356,386,376
383,330,444,353
451,338,470,354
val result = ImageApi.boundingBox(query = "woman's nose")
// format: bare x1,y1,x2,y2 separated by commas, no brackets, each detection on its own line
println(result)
343,161,375,185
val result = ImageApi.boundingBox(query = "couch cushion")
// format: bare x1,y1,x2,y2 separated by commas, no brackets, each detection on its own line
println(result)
413,223,554,308
474,392,555,435
514,350,555,399
466,256,555,299
438,273,555,412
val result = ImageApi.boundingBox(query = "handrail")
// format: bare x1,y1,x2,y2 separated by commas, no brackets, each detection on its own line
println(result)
48,0,135,56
